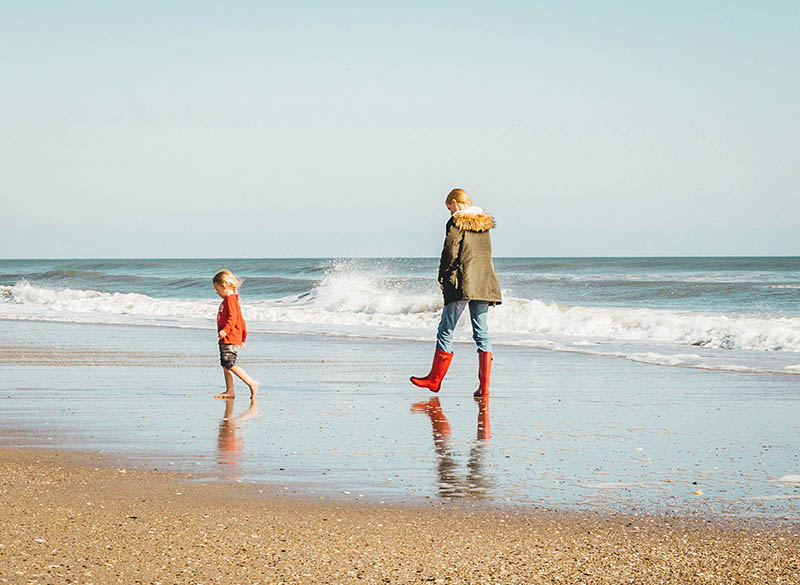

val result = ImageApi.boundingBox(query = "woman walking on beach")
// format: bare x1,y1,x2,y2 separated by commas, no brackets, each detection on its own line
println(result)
410,189,502,396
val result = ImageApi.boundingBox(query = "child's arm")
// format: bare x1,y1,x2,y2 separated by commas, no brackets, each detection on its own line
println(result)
240,308,248,349
218,296,236,340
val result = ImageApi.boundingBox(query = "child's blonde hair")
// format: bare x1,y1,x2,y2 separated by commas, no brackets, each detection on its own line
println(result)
213,269,241,292
445,188,472,206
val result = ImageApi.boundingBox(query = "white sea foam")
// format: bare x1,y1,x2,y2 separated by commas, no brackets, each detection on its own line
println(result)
4,275,800,352
1,280,219,322
773,475,800,487
495,299,800,352
626,352,703,367
3,271,800,374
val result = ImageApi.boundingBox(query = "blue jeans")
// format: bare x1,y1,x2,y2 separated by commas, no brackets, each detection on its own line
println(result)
436,301,492,353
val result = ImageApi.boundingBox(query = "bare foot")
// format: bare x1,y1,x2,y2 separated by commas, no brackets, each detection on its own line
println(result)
248,381,259,398
214,392,235,400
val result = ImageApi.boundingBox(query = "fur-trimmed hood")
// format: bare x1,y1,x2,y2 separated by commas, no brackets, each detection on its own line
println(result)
451,206,496,232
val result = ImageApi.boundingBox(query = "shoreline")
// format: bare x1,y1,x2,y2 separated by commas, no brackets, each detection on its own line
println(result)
2,314,799,378
1,447,798,584
2,319,800,521
4,443,799,529
4,439,799,528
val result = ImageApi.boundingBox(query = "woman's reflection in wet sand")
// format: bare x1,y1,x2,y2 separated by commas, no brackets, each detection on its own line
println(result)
411,396,493,498
217,398,258,472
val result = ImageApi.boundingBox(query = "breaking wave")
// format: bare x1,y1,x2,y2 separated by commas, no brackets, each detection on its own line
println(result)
3,268,800,355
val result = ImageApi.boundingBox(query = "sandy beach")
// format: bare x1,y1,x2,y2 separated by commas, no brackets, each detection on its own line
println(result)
2,447,798,584
3,319,799,518
4,0,800,574
2,317,799,583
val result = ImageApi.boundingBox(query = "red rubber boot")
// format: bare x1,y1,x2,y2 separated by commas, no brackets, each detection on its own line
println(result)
473,351,492,397
410,348,454,393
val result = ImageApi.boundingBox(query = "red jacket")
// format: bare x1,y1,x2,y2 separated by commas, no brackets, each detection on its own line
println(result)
217,294,247,345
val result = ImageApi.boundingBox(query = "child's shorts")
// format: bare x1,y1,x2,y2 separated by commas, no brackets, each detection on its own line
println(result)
219,344,240,369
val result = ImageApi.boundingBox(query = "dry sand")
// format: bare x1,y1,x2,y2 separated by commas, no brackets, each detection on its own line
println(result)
1,448,798,584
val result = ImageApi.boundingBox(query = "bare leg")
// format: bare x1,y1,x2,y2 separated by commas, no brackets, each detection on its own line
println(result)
214,368,236,399
229,365,259,398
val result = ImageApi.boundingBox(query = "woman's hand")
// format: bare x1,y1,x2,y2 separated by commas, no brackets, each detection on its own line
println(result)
218,330,227,340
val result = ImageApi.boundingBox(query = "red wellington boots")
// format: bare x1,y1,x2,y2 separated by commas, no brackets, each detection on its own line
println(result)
410,348,454,393
473,351,493,397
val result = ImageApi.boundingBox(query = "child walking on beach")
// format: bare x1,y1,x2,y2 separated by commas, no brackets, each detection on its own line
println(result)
213,270,258,399
410,189,502,396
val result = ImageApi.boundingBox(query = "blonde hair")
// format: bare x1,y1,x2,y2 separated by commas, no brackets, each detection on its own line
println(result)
213,269,241,292
445,188,472,206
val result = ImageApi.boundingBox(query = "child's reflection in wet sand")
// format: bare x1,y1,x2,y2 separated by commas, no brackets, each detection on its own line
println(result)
411,396,493,498
217,398,258,470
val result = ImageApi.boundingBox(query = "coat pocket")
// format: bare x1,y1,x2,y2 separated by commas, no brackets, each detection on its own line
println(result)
441,269,460,303
446,269,459,291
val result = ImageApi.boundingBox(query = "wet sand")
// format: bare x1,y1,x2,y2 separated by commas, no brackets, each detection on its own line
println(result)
2,319,800,582
1,447,798,584
2,319,800,520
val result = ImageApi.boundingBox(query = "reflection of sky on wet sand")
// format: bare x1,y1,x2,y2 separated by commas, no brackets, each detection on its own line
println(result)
1,320,799,520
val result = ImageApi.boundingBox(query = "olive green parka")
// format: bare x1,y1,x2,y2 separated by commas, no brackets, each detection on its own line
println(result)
438,208,502,306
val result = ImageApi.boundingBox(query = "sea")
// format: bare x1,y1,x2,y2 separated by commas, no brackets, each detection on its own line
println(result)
2,257,800,375
2,257,799,518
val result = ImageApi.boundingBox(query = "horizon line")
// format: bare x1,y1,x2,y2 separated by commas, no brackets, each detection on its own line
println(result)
2,255,799,261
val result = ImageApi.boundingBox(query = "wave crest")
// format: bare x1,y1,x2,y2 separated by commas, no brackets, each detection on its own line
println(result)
3,272,800,354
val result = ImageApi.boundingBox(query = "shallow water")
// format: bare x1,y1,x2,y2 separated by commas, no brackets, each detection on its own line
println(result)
1,320,798,520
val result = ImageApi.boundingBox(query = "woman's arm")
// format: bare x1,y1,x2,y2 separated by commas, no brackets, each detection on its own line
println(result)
438,220,463,284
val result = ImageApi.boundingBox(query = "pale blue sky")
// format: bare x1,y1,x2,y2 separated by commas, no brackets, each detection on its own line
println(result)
2,1,798,257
